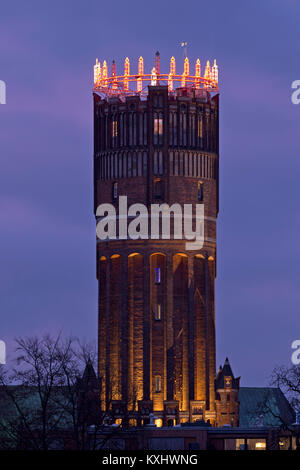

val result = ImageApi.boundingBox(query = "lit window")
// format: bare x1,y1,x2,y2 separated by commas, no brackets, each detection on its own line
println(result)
197,117,203,138
155,376,162,393
113,182,118,200
155,304,161,320
198,181,203,202
112,120,118,137
154,118,163,134
155,267,161,284
154,114,163,145
225,377,231,388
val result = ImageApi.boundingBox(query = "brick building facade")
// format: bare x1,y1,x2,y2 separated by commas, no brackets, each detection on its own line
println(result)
93,55,236,426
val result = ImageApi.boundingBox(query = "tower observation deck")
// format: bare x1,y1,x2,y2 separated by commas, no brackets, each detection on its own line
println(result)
93,52,220,427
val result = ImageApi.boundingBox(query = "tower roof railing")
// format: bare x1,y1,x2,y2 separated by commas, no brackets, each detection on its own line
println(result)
93,53,219,100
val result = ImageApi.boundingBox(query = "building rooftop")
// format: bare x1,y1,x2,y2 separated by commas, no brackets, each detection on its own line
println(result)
239,387,295,427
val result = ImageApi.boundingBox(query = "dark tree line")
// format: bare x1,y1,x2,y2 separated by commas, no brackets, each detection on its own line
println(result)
0,334,104,450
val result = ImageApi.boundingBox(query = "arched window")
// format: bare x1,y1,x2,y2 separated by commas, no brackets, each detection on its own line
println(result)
198,181,203,202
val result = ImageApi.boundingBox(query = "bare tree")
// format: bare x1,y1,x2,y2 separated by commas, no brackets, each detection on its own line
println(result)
0,334,101,450
251,364,300,450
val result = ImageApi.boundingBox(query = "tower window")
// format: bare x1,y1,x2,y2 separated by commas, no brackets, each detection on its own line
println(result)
154,179,163,200
112,120,118,137
155,376,162,393
155,267,161,284
198,181,203,202
155,304,161,321
225,377,232,388
154,113,163,145
113,182,118,200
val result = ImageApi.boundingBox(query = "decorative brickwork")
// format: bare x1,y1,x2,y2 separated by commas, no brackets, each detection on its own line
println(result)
94,84,220,425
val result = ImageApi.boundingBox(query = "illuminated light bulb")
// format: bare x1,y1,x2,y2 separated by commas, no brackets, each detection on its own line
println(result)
137,78,142,92
184,57,189,76
204,60,211,79
168,73,173,92
137,56,144,92
94,58,101,85
124,57,130,76
124,57,130,91
102,60,108,87
195,58,201,89
111,61,117,90
170,56,176,76
151,67,157,86
181,57,189,87
138,56,144,76
204,60,211,88
211,59,218,84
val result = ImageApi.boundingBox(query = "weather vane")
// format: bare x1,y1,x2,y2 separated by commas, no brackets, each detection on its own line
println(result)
181,41,187,59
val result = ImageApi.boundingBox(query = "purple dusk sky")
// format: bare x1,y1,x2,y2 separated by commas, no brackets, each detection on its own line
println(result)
0,0,299,386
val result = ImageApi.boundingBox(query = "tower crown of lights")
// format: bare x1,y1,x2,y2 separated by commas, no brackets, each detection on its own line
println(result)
93,52,219,99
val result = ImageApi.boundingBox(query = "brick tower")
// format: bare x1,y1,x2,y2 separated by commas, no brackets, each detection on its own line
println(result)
93,53,219,426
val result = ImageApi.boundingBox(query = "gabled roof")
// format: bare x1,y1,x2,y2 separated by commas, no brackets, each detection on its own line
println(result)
76,360,100,390
239,387,295,427
215,357,240,390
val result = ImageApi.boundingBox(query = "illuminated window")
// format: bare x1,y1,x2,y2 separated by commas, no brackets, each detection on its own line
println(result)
154,113,163,145
198,181,203,202
155,267,161,284
112,182,118,200
112,120,118,137
155,376,162,393
155,304,161,320
197,114,203,149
